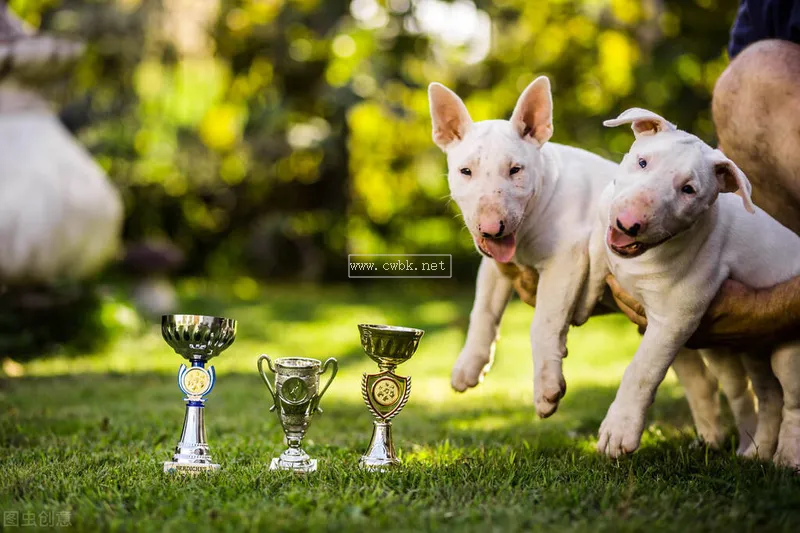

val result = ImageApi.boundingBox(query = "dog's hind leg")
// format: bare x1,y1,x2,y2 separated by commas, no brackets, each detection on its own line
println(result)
771,341,800,471
701,349,758,455
671,348,723,447
740,351,783,460
452,257,514,392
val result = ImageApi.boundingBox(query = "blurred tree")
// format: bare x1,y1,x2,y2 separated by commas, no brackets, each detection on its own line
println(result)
9,0,739,282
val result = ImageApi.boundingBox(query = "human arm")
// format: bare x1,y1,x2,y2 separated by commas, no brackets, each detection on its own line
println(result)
606,274,800,347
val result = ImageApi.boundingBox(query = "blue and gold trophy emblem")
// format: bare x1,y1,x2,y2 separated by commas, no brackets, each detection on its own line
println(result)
358,324,424,470
258,355,338,473
161,314,237,473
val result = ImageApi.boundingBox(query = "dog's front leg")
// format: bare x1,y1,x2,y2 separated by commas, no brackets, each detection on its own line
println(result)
452,257,514,392
597,317,700,457
530,246,589,418
597,320,697,457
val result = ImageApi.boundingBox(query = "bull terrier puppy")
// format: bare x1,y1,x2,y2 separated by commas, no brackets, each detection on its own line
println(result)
586,108,800,469
428,80,749,444
429,77,614,417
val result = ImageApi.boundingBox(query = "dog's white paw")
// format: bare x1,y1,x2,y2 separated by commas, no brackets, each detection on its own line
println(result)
774,441,800,471
596,402,645,458
734,424,759,457
695,422,724,450
534,364,566,418
773,419,800,472
737,441,758,458
741,438,779,460
737,420,780,459
451,347,492,392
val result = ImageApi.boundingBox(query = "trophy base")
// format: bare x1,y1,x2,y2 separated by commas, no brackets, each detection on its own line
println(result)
269,442,318,473
163,461,220,474
270,457,318,473
360,421,401,471
359,456,401,472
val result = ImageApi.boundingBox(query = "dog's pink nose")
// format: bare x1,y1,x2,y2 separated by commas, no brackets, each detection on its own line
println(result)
478,217,505,238
615,210,645,237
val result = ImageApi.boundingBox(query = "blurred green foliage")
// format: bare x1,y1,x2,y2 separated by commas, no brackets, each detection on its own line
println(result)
11,0,738,281
0,283,141,359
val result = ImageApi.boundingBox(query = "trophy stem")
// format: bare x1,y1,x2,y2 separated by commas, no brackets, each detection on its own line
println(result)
163,402,220,473
178,403,208,452
361,421,400,470
164,361,219,473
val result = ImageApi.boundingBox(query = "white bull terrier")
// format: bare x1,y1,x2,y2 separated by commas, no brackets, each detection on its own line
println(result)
584,108,800,469
428,80,752,444
429,76,615,417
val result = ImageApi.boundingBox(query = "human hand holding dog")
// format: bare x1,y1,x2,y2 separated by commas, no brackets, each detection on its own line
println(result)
606,274,800,347
605,274,647,328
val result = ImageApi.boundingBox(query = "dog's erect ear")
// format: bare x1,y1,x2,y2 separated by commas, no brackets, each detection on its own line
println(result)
603,108,676,138
510,76,553,146
710,150,755,213
428,83,473,151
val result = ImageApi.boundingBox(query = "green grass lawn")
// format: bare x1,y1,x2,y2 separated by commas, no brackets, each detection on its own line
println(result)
2,281,799,532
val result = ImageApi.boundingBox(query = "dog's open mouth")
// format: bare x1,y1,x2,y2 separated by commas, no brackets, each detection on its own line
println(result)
477,233,517,263
606,227,652,258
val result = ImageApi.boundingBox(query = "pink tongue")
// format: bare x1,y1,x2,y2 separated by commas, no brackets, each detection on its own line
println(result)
481,234,517,263
607,227,636,248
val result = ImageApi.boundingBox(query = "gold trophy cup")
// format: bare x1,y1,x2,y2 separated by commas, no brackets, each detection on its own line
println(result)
358,324,424,470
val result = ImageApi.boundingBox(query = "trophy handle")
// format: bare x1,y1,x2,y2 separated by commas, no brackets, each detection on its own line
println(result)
257,354,278,410
315,358,338,412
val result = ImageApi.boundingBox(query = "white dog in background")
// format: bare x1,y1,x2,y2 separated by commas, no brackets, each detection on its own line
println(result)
427,80,752,448
584,108,800,469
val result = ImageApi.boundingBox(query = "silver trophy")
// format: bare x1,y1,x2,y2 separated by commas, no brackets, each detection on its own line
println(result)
257,355,338,473
161,314,237,473
359,324,424,470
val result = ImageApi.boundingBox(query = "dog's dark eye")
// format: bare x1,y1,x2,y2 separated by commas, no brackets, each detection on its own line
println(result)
509,166,522,176
638,158,647,169
460,168,472,177
681,184,696,195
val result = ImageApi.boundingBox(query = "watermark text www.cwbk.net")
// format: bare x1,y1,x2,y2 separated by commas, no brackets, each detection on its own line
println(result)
348,254,452,278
